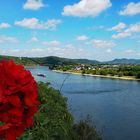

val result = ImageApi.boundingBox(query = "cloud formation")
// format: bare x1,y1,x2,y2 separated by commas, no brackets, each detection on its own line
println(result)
15,18,62,30
43,40,61,46
0,46,85,58
62,0,111,17
112,23,140,39
0,35,18,43
119,2,140,16
23,0,45,10
76,35,89,41
108,22,126,32
0,23,11,29
28,37,39,43
112,32,131,39
89,39,116,48
126,49,140,57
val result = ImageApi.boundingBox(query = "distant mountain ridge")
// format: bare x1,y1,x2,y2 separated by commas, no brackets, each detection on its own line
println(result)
0,55,140,65
105,58,140,64
31,56,140,65
30,56,101,65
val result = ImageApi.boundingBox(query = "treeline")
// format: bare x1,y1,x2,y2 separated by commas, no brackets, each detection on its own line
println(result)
51,65,140,79
49,65,75,71
82,65,140,79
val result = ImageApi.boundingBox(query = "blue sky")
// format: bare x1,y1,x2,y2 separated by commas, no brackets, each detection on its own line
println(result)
0,0,140,61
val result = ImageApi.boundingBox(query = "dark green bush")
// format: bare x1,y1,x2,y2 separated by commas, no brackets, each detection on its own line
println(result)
136,72,140,79
73,120,102,140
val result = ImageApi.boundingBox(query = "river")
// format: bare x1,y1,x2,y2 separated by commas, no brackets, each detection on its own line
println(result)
29,66,140,140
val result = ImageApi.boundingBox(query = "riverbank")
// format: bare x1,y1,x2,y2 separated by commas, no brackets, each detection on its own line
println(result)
53,70,140,81
19,82,101,140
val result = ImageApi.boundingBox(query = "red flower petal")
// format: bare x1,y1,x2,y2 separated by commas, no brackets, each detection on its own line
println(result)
0,60,40,139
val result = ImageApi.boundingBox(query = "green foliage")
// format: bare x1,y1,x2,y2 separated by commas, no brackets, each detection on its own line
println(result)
82,70,86,75
136,72,140,79
73,120,102,140
0,55,101,67
99,70,108,76
0,121,5,126
0,55,38,66
118,72,123,77
19,82,73,140
19,82,101,140
31,56,77,66
53,64,140,79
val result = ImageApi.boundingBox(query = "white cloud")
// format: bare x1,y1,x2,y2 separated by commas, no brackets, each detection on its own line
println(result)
125,23,140,33
0,23,11,29
43,40,61,46
2,48,140,60
108,22,126,32
112,32,131,39
0,35,18,43
15,18,62,30
30,48,43,52
31,37,38,42
89,39,116,48
76,35,89,41
112,23,140,39
119,2,140,16
106,49,112,53
62,0,112,17
0,46,85,58
23,0,45,10
126,49,136,54
125,49,140,56
65,44,75,49
28,37,39,43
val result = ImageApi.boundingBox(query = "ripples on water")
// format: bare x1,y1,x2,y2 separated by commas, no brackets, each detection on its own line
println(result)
64,89,122,95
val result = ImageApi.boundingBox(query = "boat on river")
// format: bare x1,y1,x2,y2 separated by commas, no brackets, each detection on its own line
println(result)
37,73,46,77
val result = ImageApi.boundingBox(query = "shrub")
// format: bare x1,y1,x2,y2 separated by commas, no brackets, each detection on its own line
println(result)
136,72,140,79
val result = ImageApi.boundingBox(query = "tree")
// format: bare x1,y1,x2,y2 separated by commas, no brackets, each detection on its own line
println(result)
118,72,123,77
82,69,86,75
136,72,140,79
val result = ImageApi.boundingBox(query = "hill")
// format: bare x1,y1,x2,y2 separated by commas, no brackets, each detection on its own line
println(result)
0,55,38,66
1,55,140,66
30,56,100,66
24,56,140,65
105,58,140,64
30,56,77,66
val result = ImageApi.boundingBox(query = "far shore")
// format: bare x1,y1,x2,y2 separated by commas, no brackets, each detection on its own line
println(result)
25,65,40,69
52,70,140,81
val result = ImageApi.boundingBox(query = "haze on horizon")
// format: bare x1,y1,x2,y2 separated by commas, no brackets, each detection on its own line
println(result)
0,0,140,61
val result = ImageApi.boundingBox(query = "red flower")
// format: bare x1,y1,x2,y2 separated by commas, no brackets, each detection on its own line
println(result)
0,60,39,140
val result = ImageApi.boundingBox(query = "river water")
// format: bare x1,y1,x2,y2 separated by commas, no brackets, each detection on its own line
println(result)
29,66,140,140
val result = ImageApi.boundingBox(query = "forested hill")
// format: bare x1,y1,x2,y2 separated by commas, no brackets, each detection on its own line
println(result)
30,56,101,66
1,55,140,66
0,55,38,66
0,55,101,66
105,58,140,64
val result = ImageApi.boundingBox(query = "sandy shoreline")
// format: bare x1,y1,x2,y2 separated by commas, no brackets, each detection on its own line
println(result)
52,70,140,81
